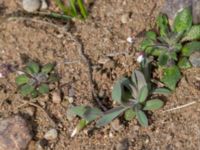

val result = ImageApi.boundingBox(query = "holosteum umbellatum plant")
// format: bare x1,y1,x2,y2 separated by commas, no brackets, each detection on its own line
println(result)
69,58,170,137
16,61,59,97
140,7,200,90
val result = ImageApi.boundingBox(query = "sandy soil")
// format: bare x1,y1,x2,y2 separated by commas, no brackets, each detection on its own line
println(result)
0,0,200,149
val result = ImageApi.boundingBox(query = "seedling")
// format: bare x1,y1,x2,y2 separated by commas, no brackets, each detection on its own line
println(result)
140,7,200,90
69,58,169,136
54,0,88,20
96,69,164,127
16,61,59,97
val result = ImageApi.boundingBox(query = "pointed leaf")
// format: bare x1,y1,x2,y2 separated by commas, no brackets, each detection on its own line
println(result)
69,106,87,118
161,66,181,90
152,88,171,95
135,70,147,90
157,14,169,37
146,31,157,41
143,99,164,110
38,84,49,94
42,63,54,74
140,39,154,52
83,107,102,122
158,54,169,66
112,81,122,103
96,106,126,127
124,108,136,121
173,7,192,33
20,84,34,96
182,41,200,56
16,74,29,85
27,61,40,74
182,25,200,42
178,57,192,69
138,85,148,103
136,110,148,127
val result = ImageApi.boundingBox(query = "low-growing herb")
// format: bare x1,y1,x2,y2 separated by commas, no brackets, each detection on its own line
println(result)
69,58,169,136
16,61,59,97
140,7,200,90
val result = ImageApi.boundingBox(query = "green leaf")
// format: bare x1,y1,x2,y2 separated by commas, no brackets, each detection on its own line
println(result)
178,57,192,69
152,88,171,95
96,106,126,127
16,74,29,85
173,7,192,33
182,41,200,56
138,85,148,103
83,107,102,122
42,63,54,74
69,106,87,118
20,84,34,96
112,81,123,103
182,25,200,42
136,110,148,127
158,54,169,66
38,84,49,94
157,14,169,37
69,0,78,17
31,90,38,98
146,31,157,41
26,61,40,74
151,48,163,56
133,70,147,90
140,39,154,51
143,99,164,110
161,66,181,90
170,52,178,61
124,109,136,121
77,0,88,19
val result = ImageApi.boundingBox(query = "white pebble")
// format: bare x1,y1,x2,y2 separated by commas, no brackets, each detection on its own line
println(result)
22,0,41,12
137,55,144,63
126,36,134,43
40,0,48,10
44,129,58,140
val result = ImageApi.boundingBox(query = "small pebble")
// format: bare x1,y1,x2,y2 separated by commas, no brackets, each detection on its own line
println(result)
22,0,41,12
189,52,200,67
121,13,130,24
23,106,36,117
52,91,62,104
0,115,32,150
111,119,123,131
115,138,129,150
126,36,134,44
44,129,58,140
67,96,74,103
40,0,48,10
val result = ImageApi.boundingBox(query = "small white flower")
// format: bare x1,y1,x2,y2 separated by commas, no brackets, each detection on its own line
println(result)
137,55,144,63
126,36,134,43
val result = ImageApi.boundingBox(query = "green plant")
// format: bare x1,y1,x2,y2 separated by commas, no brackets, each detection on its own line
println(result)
140,7,200,90
54,0,88,20
16,61,59,97
69,58,169,136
